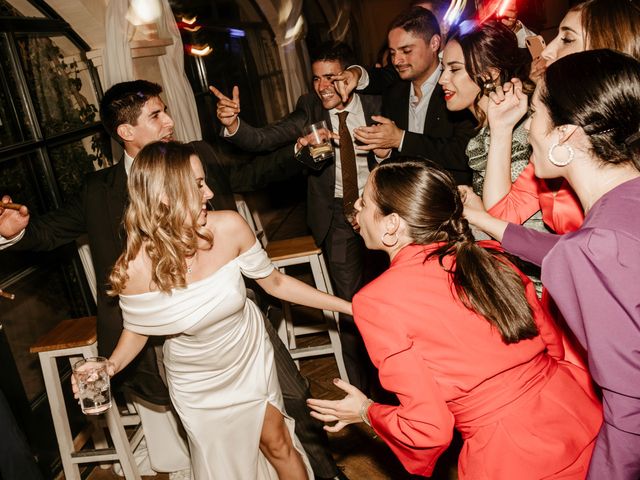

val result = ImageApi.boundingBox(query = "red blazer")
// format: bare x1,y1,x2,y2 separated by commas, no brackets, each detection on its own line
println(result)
352,243,601,479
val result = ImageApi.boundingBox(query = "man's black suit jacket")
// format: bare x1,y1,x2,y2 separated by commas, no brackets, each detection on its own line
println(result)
225,92,382,246
12,140,302,405
362,66,476,185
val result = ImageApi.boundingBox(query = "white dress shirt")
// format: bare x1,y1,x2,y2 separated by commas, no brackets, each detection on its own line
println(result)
124,150,134,176
354,64,441,152
407,65,440,135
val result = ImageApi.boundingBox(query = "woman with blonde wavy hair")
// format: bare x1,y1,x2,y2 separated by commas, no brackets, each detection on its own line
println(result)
106,141,352,480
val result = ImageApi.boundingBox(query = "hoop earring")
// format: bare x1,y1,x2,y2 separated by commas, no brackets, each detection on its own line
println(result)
547,142,574,167
381,232,398,247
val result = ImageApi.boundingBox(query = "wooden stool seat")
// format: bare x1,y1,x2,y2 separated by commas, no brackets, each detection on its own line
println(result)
30,317,142,479
265,235,322,261
30,316,97,353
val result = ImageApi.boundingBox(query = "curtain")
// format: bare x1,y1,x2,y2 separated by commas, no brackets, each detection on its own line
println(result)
255,0,310,111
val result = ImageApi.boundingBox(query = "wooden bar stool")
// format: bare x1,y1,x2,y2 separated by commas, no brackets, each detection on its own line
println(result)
235,195,349,382
266,236,349,381
30,316,142,480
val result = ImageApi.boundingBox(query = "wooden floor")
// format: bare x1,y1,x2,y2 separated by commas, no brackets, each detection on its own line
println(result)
71,198,460,480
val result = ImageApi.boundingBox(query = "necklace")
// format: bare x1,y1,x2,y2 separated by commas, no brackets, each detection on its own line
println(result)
186,252,197,274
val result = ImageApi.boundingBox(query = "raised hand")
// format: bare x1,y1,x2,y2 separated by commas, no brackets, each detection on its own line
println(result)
332,66,362,103
459,185,485,212
209,85,241,134
487,78,528,132
0,195,29,239
306,378,369,433
353,115,403,151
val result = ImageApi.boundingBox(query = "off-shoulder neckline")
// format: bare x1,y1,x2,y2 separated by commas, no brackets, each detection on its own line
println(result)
120,239,261,298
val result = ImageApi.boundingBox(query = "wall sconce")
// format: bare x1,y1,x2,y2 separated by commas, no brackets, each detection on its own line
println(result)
185,44,213,57
178,15,201,32
127,0,173,58
128,0,161,24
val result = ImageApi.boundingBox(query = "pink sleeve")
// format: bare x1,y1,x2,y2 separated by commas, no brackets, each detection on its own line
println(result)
488,163,541,224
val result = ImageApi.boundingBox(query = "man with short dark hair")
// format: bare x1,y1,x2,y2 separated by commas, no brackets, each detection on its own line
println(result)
337,8,475,185
0,79,347,480
214,41,382,396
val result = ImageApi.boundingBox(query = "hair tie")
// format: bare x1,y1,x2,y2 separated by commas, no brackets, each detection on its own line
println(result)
624,130,640,147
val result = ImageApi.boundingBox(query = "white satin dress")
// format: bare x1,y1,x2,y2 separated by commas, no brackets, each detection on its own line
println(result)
119,240,313,479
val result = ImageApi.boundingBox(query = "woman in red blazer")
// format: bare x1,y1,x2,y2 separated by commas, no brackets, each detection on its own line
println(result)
308,160,602,479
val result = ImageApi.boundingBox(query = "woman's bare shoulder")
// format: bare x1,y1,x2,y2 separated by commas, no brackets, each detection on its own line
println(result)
206,210,255,248
120,250,154,295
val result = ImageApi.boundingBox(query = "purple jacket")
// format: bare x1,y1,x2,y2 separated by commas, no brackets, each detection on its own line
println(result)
503,177,640,479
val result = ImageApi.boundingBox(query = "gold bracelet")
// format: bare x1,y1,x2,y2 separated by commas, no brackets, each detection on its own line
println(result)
359,398,374,427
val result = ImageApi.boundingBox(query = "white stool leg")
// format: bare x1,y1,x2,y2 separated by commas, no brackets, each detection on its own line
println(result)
39,351,81,480
309,255,350,382
281,299,301,369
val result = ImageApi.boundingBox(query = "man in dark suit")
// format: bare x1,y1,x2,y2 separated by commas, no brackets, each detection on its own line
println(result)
0,80,347,480
214,42,383,394
338,7,475,185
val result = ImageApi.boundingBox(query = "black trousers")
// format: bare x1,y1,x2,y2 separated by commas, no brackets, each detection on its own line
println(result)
322,199,378,394
0,389,42,480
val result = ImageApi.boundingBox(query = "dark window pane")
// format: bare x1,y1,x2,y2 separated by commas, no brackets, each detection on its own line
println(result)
0,262,88,402
14,34,100,137
48,131,112,204
0,151,59,278
0,34,36,146
0,151,52,215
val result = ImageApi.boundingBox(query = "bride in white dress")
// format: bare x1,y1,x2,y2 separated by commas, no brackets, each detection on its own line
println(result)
105,141,352,479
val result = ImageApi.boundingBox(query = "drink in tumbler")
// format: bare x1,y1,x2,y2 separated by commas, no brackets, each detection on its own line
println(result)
73,357,112,415
309,142,333,159
303,121,334,162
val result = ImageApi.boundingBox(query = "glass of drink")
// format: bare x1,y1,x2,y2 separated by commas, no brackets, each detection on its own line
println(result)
73,356,112,415
303,120,334,162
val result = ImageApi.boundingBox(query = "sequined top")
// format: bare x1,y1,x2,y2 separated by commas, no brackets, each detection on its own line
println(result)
466,119,545,293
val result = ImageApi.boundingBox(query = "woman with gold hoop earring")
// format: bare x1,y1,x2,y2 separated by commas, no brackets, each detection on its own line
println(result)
464,50,640,479
308,159,602,479
479,0,640,236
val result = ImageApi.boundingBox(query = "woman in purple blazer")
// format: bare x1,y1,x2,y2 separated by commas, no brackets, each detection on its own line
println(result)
464,49,640,479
